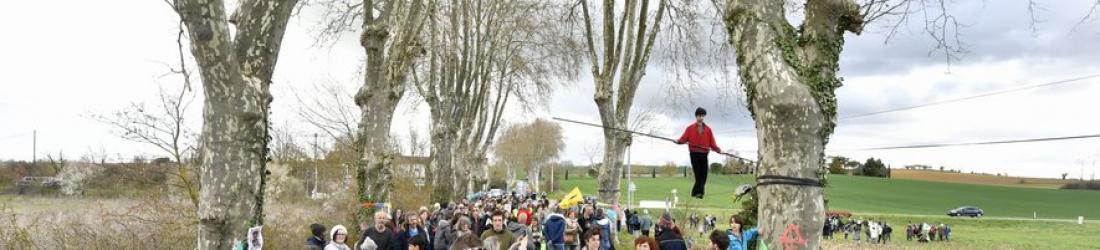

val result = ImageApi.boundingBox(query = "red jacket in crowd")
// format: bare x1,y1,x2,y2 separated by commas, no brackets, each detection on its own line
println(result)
676,122,721,154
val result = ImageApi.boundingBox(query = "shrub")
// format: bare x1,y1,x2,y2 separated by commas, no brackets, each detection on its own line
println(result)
661,162,678,177
1060,180,1100,190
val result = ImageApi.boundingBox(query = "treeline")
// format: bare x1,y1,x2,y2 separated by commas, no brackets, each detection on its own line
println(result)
827,156,891,178
1061,180,1100,191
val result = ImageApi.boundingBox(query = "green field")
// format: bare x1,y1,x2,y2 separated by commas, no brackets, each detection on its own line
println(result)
553,174,1100,249
552,174,1100,220
603,213,1100,250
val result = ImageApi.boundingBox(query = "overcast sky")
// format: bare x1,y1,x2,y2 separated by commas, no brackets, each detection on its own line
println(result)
2,0,1099,179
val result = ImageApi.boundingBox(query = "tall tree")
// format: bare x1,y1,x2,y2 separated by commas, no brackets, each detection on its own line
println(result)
417,0,572,201
720,0,858,247
171,0,298,248
304,0,430,223
718,0,941,248
569,0,670,204
494,119,565,193
351,0,429,224
827,156,848,174
862,158,885,177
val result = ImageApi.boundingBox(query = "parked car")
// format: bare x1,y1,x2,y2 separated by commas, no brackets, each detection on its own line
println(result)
947,206,984,217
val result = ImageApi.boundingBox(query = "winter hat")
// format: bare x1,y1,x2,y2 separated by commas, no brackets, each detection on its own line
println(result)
330,225,348,243
695,107,707,116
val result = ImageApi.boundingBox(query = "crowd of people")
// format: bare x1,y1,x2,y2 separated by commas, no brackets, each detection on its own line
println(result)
904,222,952,243
303,190,761,250
822,216,893,244
820,216,955,245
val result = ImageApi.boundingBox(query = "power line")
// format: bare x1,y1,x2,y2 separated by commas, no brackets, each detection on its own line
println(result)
0,131,33,142
840,73,1100,120
833,133,1100,151
713,73,1100,134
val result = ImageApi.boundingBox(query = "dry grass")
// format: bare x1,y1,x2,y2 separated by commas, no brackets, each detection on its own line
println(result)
890,169,1074,189
0,162,379,249
0,188,363,249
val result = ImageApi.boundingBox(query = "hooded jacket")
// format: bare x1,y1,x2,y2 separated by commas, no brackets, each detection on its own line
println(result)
542,213,566,244
726,228,758,250
595,217,613,250
506,222,536,250
639,213,654,232
433,219,453,250
306,236,326,250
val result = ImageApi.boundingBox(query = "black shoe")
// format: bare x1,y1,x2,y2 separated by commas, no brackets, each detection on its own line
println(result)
693,194,704,199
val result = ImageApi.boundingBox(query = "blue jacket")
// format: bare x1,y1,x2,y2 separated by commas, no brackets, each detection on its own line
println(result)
656,228,687,250
726,228,758,250
595,218,613,250
395,227,432,250
305,236,326,250
543,213,566,244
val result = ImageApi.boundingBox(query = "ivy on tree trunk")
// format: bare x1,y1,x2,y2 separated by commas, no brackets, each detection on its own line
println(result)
174,0,299,248
722,0,863,249
353,0,428,226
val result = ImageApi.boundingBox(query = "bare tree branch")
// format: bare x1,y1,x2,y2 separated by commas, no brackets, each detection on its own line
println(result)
857,0,966,70
293,81,360,147
1027,0,1044,36
1074,0,1100,32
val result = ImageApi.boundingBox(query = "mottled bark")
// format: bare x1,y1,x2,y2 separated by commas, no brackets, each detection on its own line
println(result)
354,0,427,224
174,0,298,248
427,122,457,201
419,0,541,202
578,0,666,204
722,0,862,249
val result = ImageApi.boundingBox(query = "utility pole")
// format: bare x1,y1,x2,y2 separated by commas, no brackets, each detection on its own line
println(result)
313,133,320,159
1091,159,1096,181
550,160,555,192
32,130,36,167
627,143,633,210
312,133,320,197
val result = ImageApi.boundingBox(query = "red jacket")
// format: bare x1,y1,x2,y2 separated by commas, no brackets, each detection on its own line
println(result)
517,208,532,225
677,122,721,153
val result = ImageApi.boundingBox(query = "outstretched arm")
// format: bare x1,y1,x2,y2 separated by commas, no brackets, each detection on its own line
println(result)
675,126,690,144
708,128,722,153
745,227,759,242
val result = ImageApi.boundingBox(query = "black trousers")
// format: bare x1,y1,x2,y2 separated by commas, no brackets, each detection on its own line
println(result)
690,152,709,197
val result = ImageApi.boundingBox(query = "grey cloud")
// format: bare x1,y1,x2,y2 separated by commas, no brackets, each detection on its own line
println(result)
840,0,1100,77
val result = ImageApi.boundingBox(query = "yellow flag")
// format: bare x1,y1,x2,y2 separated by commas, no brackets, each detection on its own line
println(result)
559,187,584,209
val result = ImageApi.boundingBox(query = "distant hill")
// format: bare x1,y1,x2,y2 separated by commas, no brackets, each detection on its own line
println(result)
890,169,1075,189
